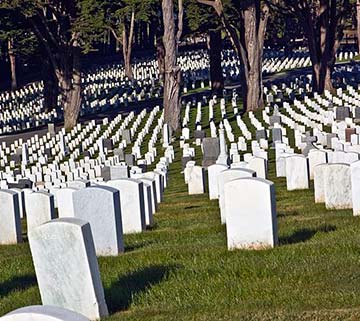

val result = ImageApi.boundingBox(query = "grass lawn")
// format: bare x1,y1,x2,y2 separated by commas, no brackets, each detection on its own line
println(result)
1,103,360,321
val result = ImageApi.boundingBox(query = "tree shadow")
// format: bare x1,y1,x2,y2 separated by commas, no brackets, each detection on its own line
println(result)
279,224,337,245
0,274,37,298
124,240,154,252
105,264,179,313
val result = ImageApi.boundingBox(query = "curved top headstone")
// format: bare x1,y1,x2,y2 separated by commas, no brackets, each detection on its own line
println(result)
0,305,90,321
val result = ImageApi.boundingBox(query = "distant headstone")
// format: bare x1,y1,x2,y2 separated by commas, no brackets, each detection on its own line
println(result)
122,129,132,144
256,129,267,141
345,128,356,142
125,154,135,166
48,123,56,136
272,128,282,143
335,107,350,121
194,130,206,140
202,137,220,167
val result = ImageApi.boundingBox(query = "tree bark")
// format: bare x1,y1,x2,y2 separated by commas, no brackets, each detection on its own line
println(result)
162,0,183,135
43,60,59,112
122,11,135,80
357,0,360,53
59,40,82,131
157,37,166,83
209,29,224,96
7,38,17,91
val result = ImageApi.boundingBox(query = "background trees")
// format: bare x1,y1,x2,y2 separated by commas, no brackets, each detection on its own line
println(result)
197,0,269,112
102,0,155,80
271,0,353,94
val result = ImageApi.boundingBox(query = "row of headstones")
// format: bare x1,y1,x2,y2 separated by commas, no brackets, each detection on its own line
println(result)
0,106,165,190
185,162,277,250
0,146,174,321
3,47,355,134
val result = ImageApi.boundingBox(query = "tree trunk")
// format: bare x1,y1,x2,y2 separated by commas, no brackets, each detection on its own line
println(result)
61,42,82,131
241,2,266,111
7,38,17,91
162,0,182,135
157,37,165,83
122,11,135,80
197,0,268,112
43,60,59,112
209,29,224,96
357,0,360,53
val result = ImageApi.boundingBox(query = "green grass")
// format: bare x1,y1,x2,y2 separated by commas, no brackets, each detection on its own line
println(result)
2,104,360,320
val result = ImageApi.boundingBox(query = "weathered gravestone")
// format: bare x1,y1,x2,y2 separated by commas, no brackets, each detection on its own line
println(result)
345,128,356,143
101,165,129,181
202,137,220,167
0,190,22,244
125,154,135,166
0,306,91,321
324,163,352,209
224,178,278,250
301,132,318,157
73,186,124,255
335,107,350,121
272,128,282,143
28,218,109,320
256,129,267,141
285,155,309,190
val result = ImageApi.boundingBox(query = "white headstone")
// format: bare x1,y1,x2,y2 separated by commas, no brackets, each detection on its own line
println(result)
73,186,124,255
0,190,22,244
224,178,278,250
28,218,109,320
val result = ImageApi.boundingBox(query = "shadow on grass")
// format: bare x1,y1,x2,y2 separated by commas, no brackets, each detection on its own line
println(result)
279,224,337,245
125,239,155,252
105,264,179,313
0,274,37,298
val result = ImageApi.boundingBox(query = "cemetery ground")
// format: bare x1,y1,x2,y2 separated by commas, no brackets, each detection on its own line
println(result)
2,99,360,321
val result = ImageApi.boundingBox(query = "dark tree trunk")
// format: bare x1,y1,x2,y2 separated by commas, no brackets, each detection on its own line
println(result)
162,0,183,135
122,11,135,80
8,38,17,91
59,41,82,131
157,37,166,83
43,60,59,112
357,0,360,54
209,29,224,96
